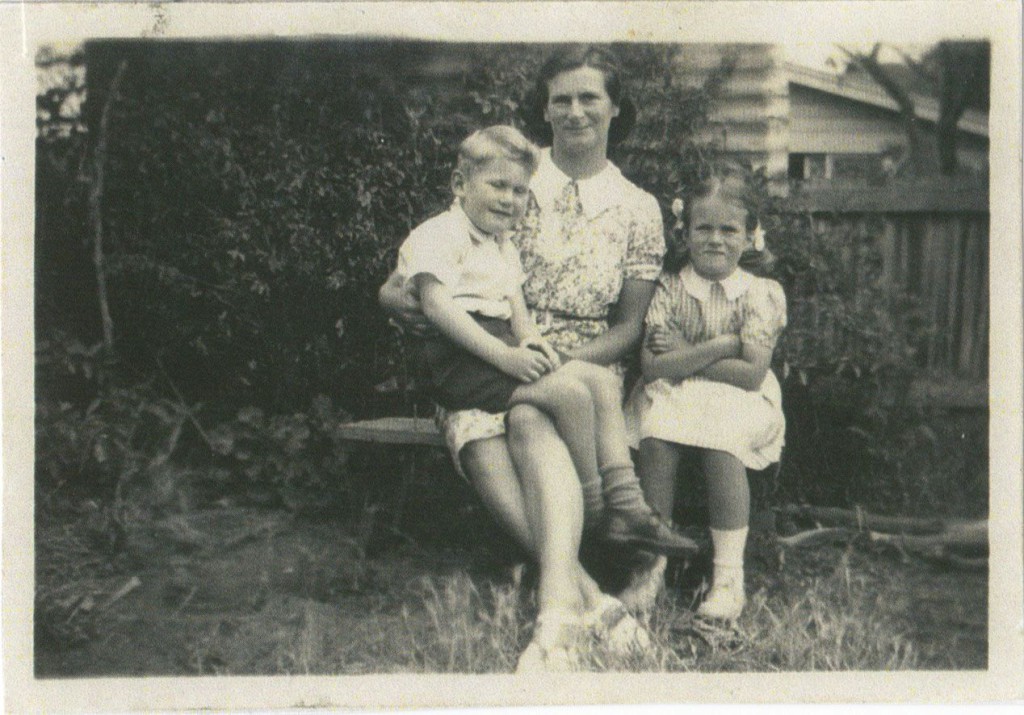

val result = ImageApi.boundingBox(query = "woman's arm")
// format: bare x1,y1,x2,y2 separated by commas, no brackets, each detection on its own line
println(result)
696,342,773,391
641,333,740,384
417,275,553,382
563,279,655,366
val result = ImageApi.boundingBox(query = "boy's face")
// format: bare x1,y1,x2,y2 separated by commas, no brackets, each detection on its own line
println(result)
686,196,751,281
453,157,532,236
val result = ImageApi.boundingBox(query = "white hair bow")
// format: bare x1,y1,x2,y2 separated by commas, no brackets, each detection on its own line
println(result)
751,223,766,251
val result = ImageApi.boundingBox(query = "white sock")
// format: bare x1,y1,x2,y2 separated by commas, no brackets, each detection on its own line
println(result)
709,526,748,588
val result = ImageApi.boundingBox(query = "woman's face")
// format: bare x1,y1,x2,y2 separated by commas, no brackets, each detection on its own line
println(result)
543,66,620,154
685,195,751,281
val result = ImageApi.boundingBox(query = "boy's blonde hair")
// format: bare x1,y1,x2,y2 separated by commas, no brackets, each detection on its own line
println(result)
456,125,540,177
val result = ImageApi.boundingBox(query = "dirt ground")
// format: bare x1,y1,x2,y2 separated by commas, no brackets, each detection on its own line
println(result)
35,501,987,677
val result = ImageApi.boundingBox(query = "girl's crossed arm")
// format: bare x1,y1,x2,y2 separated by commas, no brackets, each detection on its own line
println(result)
696,342,773,392
641,332,771,392
640,330,739,384
415,274,554,383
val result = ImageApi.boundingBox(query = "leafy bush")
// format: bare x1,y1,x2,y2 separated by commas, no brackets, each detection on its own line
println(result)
37,41,984,515
38,41,721,415
204,395,353,512
762,200,982,514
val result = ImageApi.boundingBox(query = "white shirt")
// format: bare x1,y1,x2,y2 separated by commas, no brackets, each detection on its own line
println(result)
397,202,525,320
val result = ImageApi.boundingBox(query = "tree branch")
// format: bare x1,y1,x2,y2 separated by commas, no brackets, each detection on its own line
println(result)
89,60,128,368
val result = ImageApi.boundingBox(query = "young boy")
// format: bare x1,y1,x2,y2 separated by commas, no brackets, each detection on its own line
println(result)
395,125,697,555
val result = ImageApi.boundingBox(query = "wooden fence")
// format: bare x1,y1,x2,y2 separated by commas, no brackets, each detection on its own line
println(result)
796,180,989,390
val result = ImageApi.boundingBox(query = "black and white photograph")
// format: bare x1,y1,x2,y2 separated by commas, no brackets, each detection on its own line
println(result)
3,1,1022,710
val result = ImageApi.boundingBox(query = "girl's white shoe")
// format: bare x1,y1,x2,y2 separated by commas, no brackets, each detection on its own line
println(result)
695,578,745,622
582,594,651,656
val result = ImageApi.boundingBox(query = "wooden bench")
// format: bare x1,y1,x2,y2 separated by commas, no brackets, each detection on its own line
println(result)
336,416,444,448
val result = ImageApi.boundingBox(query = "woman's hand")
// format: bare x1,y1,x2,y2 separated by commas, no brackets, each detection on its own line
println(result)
646,327,690,355
520,337,563,370
378,270,437,337
498,346,556,383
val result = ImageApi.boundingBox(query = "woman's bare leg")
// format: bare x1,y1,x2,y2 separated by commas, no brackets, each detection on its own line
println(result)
460,428,605,611
505,404,589,617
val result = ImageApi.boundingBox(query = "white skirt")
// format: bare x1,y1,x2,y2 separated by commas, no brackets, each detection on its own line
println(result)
626,372,785,470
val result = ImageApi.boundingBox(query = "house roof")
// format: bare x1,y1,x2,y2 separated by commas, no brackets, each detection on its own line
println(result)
785,62,989,139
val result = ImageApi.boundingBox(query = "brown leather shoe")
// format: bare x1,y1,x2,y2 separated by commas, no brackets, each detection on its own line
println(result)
600,508,700,557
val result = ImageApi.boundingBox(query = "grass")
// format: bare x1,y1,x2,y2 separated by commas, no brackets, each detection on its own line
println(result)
381,547,924,673
34,496,986,677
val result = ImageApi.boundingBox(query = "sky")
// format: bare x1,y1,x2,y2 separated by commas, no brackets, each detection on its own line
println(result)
784,42,929,74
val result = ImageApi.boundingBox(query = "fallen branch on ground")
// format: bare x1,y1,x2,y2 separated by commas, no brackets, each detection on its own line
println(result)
777,504,945,534
776,528,858,549
868,525,987,556
775,504,987,570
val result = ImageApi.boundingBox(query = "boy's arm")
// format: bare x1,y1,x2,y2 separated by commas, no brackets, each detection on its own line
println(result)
641,333,740,384
695,342,773,391
508,289,541,342
508,288,562,368
416,275,553,382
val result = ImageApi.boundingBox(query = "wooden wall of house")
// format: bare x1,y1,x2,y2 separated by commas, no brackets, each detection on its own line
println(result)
789,84,989,172
789,84,906,154
812,211,989,385
672,43,790,178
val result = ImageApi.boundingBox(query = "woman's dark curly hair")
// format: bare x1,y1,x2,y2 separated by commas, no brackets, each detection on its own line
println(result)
664,160,776,276
521,45,637,147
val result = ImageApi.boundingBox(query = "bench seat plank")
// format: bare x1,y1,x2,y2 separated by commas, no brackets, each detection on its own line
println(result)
337,416,444,447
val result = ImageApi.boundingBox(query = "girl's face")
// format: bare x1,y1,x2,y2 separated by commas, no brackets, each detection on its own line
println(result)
543,66,620,154
685,195,751,281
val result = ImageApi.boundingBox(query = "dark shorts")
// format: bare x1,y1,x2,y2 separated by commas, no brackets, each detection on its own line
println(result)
420,315,523,414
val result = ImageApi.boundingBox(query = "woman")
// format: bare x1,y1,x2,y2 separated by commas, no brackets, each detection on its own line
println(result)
379,46,689,671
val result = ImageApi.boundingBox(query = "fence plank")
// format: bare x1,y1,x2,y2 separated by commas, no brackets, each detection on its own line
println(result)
972,225,989,379
945,218,964,369
801,208,987,385
957,220,981,377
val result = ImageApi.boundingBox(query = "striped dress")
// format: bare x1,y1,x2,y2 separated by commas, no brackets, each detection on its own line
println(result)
626,264,787,469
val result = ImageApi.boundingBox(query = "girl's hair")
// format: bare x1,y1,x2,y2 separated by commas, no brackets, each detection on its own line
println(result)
521,45,637,147
456,125,541,177
664,160,776,275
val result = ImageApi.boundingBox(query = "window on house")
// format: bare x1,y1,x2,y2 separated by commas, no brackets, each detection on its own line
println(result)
788,153,830,181
789,153,884,182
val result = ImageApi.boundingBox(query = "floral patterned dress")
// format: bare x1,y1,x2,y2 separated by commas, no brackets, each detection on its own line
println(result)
440,149,666,472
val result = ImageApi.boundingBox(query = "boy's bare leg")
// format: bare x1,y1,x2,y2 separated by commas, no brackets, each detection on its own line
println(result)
552,361,699,557
508,374,602,509
554,360,634,468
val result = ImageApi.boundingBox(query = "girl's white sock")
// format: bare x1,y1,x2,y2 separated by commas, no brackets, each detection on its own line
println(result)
709,526,748,587
697,526,749,620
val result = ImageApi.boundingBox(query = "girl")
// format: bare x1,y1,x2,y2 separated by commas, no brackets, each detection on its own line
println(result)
628,162,787,621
